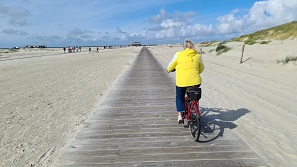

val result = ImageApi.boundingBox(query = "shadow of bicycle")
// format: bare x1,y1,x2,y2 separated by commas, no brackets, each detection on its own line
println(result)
195,107,250,142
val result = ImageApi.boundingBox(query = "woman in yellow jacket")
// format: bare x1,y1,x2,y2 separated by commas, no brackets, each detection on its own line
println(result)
167,39,204,124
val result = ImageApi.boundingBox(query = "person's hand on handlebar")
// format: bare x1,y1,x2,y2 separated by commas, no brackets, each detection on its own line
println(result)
166,68,176,73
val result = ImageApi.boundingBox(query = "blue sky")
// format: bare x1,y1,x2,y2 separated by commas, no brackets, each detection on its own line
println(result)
0,0,297,48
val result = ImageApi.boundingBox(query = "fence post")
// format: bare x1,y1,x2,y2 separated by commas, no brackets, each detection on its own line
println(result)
240,44,245,64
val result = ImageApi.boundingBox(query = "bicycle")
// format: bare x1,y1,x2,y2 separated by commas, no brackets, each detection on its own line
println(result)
183,86,202,141
167,69,202,141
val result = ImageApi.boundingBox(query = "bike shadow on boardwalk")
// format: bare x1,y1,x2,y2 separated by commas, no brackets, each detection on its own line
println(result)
186,107,250,143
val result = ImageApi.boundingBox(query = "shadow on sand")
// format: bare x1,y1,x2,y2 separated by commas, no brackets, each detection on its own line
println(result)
188,107,250,142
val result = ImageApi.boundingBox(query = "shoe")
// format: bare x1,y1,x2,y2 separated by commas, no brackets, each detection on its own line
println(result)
178,115,184,124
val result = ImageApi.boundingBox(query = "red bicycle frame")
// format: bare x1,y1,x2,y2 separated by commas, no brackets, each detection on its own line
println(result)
184,96,201,120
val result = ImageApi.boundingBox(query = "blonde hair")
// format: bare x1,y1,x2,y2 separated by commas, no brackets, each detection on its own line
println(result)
183,38,196,50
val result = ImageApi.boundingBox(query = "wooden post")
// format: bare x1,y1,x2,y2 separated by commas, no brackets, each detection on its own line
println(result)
240,44,245,64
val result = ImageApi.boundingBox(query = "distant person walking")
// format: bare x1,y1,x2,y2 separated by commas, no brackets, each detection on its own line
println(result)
96,46,99,53
89,47,91,52
63,47,66,53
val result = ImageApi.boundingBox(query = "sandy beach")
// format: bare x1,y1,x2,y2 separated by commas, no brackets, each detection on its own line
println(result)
0,47,141,166
149,39,297,167
1,40,297,167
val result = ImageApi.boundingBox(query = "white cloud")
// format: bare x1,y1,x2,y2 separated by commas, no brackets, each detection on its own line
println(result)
187,24,213,36
217,10,244,34
117,27,129,36
2,29,28,35
217,0,297,34
160,19,183,29
0,4,31,27
247,0,297,30
147,9,213,40
1,0,297,47
145,0,297,42
66,28,95,39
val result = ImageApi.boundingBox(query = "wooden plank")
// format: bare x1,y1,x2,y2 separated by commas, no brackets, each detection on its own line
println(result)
57,159,266,167
60,145,253,156
58,152,260,164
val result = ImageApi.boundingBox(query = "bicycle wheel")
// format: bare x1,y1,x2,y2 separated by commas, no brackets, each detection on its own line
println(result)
189,104,201,141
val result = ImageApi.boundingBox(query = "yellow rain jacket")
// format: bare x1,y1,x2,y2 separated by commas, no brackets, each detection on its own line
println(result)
167,48,204,87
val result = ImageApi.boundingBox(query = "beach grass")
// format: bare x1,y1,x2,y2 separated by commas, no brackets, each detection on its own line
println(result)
244,39,256,45
260,40,270,44
209,48,215,53
216,41,231,55
231,21,297,41
276,55,297,65
202,40,218,47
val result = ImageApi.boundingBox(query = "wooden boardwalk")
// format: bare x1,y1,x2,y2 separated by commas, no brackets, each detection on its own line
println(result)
55,47,267,167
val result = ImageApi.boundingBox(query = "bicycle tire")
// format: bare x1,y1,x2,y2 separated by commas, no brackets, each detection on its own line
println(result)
189,104,201,141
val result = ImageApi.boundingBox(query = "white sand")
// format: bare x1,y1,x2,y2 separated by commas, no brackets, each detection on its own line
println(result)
1,41,296,167
148,39,297,167
0,47,141,166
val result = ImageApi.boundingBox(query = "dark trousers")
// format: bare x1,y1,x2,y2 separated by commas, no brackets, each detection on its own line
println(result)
176,86,187,112
176,84,201,112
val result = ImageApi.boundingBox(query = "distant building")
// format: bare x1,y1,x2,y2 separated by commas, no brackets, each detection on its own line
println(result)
131,42,142,47
25,45,47,48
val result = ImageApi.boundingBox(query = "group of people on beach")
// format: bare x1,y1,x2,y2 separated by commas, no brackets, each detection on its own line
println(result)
63,46,114,53
63,46,81,53
89,47,100,53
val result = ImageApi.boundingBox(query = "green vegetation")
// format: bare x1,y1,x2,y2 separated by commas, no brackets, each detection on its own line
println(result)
260,40,270,44
219,41,227,45
201,40,218,47
276,55,297,65
242,39,270,45
231,21,297,42
209,49,215,53
244,39,256,45
202,21,297,59
216,41,231,56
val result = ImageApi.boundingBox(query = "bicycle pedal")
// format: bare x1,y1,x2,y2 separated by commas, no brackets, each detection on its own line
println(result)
178,119,184,124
